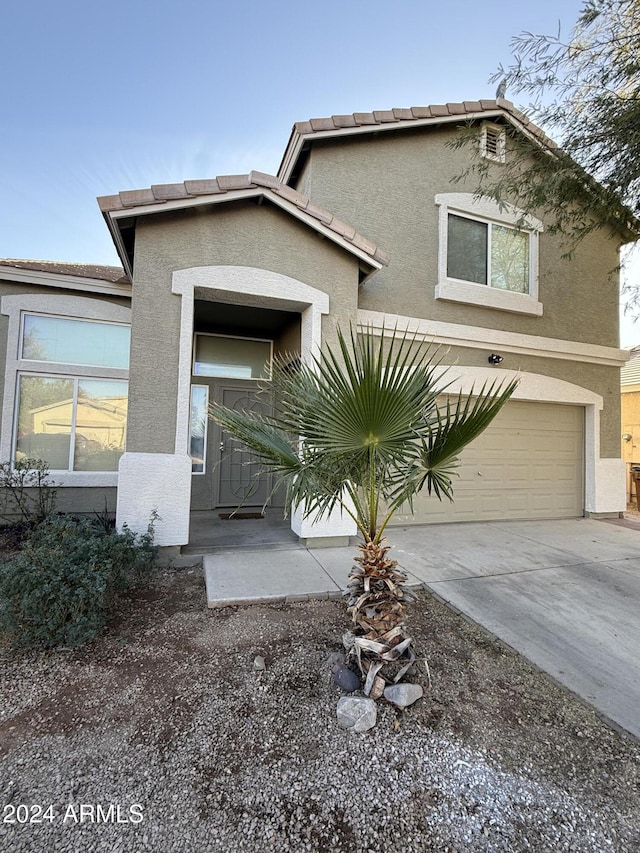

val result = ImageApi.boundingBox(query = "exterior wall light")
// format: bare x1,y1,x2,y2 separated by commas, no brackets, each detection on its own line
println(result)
488,354,504,365
622,433,632,441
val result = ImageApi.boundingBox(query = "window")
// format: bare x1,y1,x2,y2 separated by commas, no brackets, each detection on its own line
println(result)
189,385,208,474
22,314,130,368
447,214,529,294
435,193,543,316
16,375,128,472
193,334,272,380
0,295,131,483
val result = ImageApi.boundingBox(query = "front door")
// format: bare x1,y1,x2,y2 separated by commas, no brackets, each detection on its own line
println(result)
216,386,271,507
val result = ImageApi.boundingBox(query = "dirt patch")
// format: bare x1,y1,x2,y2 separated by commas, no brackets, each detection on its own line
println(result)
0,563,639,852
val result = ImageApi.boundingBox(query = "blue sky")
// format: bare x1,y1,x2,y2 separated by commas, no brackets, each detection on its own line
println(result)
3,0,638,342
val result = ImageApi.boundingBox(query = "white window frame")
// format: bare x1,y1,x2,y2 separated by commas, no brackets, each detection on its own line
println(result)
192,332,273,381
435,193,544,317
0,294,131,486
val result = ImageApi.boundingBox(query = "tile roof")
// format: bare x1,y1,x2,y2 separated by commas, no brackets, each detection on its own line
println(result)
98,171,389,268
0,258,129,283
277,98,557,181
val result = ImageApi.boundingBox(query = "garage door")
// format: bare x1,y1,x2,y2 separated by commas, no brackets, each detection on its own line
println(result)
395,400,584,525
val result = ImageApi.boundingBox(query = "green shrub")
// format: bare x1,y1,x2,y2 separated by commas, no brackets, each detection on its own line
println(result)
0,513,158,649
0,458,58,525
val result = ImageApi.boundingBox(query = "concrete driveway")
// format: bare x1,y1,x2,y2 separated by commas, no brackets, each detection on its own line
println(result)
204,517,640,740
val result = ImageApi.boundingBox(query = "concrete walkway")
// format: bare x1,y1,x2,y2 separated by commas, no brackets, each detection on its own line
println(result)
203,517,640,740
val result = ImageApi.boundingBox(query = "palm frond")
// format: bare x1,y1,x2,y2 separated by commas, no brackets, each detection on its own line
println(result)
389,378,519,507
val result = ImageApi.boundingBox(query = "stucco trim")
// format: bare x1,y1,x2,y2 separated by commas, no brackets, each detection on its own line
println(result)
172,265,330,456
358,309,628,367
116,452,192,546
0,294,131,485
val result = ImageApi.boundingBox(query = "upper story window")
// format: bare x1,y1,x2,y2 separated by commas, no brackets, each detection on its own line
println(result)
435,193,544,317
447,213,529,294
193,333,272,380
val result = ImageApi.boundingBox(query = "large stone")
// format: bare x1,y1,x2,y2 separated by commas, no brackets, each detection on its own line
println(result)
336,697,377,732
331,664,361,693
383,682,423,709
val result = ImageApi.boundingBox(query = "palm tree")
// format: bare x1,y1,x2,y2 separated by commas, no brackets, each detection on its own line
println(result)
209,326,517,697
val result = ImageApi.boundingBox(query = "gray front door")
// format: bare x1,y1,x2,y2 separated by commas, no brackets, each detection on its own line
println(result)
217,387,271,507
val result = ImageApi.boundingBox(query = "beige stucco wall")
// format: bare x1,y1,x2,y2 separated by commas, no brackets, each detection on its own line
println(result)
127,201,361,454
296,126,621,348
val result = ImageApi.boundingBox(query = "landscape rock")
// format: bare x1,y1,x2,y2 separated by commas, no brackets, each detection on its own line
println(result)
383,682,423,709
326,651,346,669
253,655,266,671
331,663,361,693
336,696,377,732
342,631,356,652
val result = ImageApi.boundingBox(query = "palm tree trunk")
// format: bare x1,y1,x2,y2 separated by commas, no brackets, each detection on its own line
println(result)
345,539,417,696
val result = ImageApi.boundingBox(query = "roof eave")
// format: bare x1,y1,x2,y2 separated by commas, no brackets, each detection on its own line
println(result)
278,109,521,184
0,265,132,297
101,187,386,275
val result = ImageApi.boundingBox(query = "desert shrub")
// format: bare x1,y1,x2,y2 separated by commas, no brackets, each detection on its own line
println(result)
0,458,58,525
0,513,158,649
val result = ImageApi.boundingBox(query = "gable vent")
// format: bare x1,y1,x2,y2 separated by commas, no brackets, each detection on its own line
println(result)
481,122,506,163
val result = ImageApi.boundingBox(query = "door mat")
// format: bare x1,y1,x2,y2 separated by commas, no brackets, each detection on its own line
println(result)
218,512,265,520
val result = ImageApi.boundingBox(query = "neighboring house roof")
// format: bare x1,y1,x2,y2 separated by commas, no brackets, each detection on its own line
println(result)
98,171,390,280
621,346,640,386
0,258,128,283
0,258,131,297
277,97,556,183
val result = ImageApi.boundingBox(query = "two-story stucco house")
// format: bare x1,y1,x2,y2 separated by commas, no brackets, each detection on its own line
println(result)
0,98,632,548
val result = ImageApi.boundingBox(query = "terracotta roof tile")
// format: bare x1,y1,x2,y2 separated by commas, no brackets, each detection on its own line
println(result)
216,174,254,191
184,179,223,195
309,117,337,132
410,106,433,118
392,108,415,121
332,114,358,128
249,170,280,189
328,217,356,241
272,184,308,207
151,182,188,200
97,194,123,212
429,104,450,117
373,110,397,123
119,188,157,208
446,102,468,115
353,112,377,125
462,100,483,112
304,200,333,225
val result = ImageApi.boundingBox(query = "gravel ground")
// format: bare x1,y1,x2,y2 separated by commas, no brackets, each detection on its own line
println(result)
1,562,639,852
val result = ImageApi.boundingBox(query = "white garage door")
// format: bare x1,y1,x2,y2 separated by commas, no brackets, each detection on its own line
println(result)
395,400,584,525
